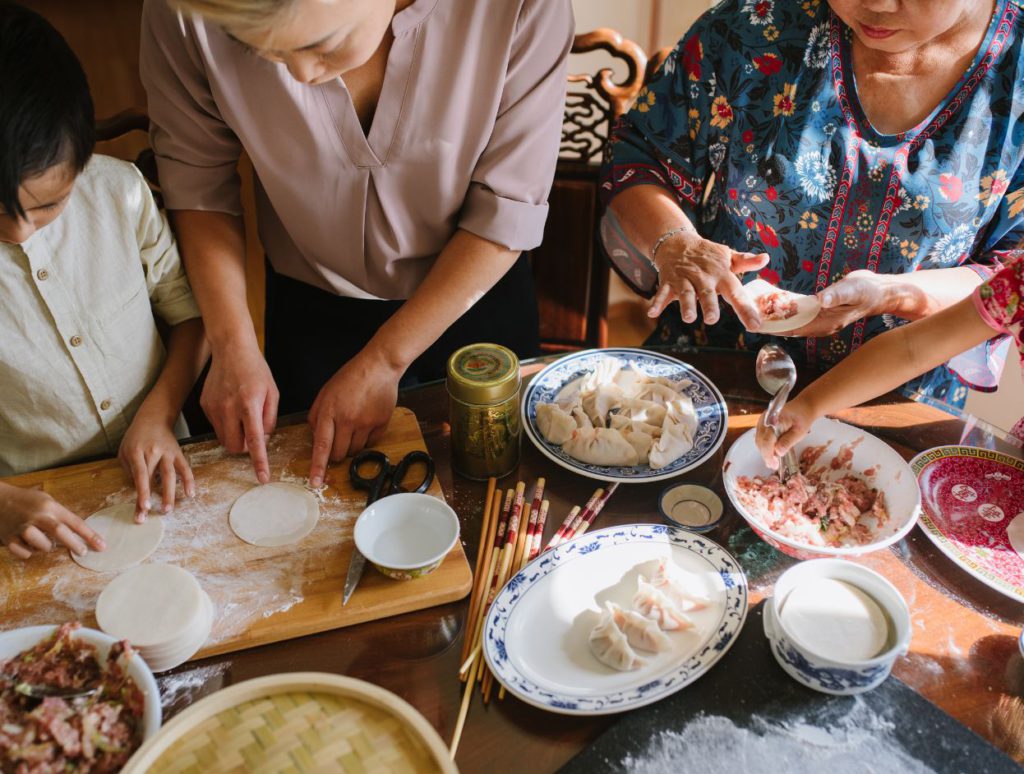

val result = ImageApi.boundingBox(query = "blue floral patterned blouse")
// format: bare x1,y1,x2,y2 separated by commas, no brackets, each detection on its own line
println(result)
602,0,1024,412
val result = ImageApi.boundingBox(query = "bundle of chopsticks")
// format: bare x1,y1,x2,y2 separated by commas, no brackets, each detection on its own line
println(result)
449,477,618,758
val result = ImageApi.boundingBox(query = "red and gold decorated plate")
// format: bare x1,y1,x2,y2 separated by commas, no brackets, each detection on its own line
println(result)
910,446,1024,604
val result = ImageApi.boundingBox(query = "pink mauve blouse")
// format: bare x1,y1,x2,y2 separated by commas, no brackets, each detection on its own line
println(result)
140,0,573,300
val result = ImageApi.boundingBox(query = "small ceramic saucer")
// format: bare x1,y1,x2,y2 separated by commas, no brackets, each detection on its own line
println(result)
659,484,723,532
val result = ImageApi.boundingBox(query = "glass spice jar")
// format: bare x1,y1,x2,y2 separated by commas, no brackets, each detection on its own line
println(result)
446,343,521,480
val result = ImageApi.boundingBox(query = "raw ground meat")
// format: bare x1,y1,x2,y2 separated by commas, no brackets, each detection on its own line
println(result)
756,291,799,321
0,623,144,774
735,442,890,547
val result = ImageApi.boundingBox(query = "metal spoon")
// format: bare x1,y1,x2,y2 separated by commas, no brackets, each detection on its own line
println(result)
1,673,98,700
755,344,800,480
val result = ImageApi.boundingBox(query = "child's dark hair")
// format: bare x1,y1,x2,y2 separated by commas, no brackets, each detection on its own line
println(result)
0,2,94,218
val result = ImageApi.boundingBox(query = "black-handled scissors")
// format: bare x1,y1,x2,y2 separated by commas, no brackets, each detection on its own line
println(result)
349,450,435,506
343,449,435,605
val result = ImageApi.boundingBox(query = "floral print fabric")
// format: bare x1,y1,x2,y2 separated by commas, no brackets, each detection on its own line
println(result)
602,0,1024,412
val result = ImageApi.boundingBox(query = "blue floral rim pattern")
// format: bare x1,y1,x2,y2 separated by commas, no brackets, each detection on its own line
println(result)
521,349,729,483
482,524,749,715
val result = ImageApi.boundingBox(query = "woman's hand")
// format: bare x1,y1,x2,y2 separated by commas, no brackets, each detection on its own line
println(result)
648,231,769,329
119,413,196,521
782,270,899,338
0,482,106,559
200,343,280,485
755,397,820,469
307,349,401,488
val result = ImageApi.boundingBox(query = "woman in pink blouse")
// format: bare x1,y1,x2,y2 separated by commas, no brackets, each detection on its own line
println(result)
141,0,573,486
757,253,1024,465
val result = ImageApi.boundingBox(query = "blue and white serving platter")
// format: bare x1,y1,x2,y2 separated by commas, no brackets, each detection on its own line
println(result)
483,524,748,716
521,348,729,483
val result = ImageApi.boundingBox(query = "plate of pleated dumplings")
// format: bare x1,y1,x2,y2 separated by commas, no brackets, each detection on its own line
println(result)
482,524,748,715
523,349,729,483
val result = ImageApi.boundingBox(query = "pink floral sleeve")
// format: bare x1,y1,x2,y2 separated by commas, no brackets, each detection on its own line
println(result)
973,254,1024,442
974,254,1024,360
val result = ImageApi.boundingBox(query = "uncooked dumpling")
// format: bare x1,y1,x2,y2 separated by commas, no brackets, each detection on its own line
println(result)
633,577,694,631
650,558,710,612
589,603,645,671
581,384,626,427
609,413,662,438
607,601,672,653
634,382,683,406
536,402,576,445
649,396,699,469
562,427,639,467
580,357,624,392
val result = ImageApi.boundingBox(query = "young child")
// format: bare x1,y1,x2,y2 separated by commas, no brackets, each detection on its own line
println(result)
0,3,208,559
757,254,1024,467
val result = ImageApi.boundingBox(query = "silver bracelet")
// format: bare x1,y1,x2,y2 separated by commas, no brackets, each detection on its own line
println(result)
650,226,691,272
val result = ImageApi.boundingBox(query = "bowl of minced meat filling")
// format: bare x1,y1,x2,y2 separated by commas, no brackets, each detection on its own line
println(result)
723,417,921,560
0,622,160,773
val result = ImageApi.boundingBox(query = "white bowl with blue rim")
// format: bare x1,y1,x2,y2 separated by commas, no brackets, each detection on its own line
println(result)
659,483,724,532
763,559,911,695
521,348,729,484
483,523,748,715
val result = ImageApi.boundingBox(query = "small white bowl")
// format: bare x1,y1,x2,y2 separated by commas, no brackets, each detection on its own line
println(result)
354,492,460,580
0,624,161,739
659,483,723,532
723,417,921,560
763,559,911,695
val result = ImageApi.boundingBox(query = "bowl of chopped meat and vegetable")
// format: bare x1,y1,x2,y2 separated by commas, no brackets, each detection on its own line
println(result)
0,622,160,772
722,417,921,560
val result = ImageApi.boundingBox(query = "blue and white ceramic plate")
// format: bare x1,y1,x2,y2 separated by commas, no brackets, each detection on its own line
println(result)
483,524,748,716
522,348,729,483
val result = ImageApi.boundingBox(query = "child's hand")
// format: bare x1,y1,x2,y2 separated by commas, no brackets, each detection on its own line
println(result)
755,398,818,469
0,483,106,559
119,416,195,522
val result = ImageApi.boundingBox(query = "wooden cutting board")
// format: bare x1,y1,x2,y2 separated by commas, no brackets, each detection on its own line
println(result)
0,408,472,660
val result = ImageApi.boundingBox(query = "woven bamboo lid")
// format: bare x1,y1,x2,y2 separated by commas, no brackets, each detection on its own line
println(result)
122,673,456,773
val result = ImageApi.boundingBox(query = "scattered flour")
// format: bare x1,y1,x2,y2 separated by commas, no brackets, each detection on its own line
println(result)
622,699,936,774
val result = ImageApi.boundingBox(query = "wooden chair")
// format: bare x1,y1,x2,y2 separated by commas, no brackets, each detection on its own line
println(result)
532,29,648,352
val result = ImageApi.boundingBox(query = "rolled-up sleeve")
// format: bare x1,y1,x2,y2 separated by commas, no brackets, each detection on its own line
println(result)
140,0,244,215
600,23,716,222
128,166,201,326
458,0,573,251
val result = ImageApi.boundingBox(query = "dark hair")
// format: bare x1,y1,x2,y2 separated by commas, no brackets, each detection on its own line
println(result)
0,2,94,218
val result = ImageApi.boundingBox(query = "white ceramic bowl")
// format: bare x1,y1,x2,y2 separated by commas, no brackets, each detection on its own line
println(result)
353,493,460,580
723,417,921,560
763,559,911,695
0,625,161,739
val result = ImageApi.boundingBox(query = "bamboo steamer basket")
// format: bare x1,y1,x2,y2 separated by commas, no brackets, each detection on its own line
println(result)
122,672,456,773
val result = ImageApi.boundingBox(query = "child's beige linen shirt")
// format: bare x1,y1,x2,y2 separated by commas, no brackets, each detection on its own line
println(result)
0,155,200,476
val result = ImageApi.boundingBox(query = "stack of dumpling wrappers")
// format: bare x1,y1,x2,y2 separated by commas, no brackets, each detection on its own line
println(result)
590,558,708,671
536,357,699,469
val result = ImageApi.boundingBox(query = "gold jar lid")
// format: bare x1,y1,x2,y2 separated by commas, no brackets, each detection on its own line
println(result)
447,343,520,405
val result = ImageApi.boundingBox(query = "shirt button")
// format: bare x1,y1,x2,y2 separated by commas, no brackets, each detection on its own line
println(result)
69,335,83,347
36,268,49,281
100,399,112,411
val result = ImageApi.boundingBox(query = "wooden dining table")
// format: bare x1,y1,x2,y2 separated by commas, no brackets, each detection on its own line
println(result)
23,346,1024,770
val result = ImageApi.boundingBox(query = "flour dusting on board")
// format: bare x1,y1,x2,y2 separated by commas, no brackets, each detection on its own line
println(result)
623,699,935,773
1,427,368,647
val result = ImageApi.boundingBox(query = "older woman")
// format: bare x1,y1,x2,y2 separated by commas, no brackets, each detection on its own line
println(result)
140,0,572,487
602,0,1024,412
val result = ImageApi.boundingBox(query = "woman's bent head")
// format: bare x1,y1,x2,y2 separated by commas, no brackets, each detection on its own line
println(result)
173,0,397,85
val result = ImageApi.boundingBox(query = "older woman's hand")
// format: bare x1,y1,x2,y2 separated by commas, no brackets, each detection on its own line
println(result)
648,231,770,329
781,270,901,338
